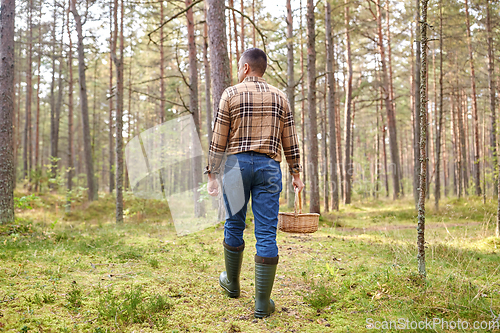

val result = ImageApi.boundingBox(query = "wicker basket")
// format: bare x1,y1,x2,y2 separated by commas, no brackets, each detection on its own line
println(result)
278,188,319,233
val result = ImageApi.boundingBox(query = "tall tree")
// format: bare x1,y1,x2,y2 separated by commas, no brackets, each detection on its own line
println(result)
325,0,338,211
435,0,444,209
160,1,165,123
417,0,429,278
186,0,203,217
485,0,496,196
24,0,33,182
375,0,401,199
71,0,97,201
413,0,421,207
111,0,124,222
344,0,353,204
66,0,74,212
240,0,244,51
50,0,64,190
286,0,294,208
206,0,231,220
203,17,212,143
306,0,320,213
0,0,15,224
464,0,481,196
229,0,239,60
108,4,114,193
34,3,42,191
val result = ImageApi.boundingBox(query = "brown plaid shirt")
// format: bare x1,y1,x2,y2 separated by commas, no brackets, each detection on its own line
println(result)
204,76,302,175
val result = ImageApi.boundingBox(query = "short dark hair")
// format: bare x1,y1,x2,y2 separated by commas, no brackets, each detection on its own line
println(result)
241,48,267,75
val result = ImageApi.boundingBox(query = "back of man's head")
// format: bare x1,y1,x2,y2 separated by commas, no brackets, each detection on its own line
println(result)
241,48,267,76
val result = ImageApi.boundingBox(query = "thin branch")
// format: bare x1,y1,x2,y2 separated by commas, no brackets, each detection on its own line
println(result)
147,0,203,45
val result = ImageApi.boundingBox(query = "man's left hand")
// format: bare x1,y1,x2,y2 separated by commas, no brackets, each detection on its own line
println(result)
207,173,219,196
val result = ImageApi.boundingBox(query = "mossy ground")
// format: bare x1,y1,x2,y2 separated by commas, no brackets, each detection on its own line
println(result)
1,190,499,332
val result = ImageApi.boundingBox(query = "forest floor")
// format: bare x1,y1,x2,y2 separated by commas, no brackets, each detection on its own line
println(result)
1,189,499,332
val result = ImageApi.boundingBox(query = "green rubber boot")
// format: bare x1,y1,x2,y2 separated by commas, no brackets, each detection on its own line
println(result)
254,255,279,318
219,240,244,298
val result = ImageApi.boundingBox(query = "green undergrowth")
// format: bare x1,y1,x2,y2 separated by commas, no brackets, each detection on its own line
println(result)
0,193,499,332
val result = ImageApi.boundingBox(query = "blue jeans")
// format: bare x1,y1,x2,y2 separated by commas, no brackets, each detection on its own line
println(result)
222,151,282,258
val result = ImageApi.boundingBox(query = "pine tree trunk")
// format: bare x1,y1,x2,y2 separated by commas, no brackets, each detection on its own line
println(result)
66,3,74,211
206,0,231,221
413,0,421,207
24,0,33,183
108,5,114,193
435,0,444,209
306,0,320,214
186,0,203,217
71,0,96,201
252,0,255,47
203,18,213,144
240,0,244,51
160,1,165,123
286,0,295,209
376,0,400,199
486,0,500,235
49,0,58,189
0,0,15,224
322,95,329,212
325,0,339,211
34,4,42,192
229,0,239,60
417,0,429,278
457,88,468,196
299,0,307,205
111,0,124,222
464,0,481,196
375,98,380,198
343,0,353,205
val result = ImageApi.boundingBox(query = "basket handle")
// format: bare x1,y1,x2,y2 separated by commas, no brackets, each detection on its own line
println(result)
294,187,302,216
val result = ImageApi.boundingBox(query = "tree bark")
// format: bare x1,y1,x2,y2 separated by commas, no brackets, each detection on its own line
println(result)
108,4,114,193
206,0,231,220
413,0,421,208
203,18,213,144
160,1,165,122
66,0,74,211
299,0,307,204
418,0,429,278
24,0,33,182
343,0,353,205
464,0,481,196
325,0,338,211
0,0,15,224
376,0,400,199
229,0,239,60
457,87,468,196
186,0,203,217
71,0,97,201
306,0,320,214
486,0,499,235
240,0,244,52
49,0,58,189
435,0,444,210
286,0,295,209
110,0,124,222
34,4,42,192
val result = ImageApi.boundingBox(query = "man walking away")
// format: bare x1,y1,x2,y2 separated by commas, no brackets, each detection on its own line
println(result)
204,48,304,318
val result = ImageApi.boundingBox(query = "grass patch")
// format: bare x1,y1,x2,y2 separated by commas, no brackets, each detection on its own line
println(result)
1,192,499,332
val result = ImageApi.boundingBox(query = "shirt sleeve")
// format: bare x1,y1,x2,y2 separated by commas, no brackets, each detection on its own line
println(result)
204,89,231,175
281,97,302,175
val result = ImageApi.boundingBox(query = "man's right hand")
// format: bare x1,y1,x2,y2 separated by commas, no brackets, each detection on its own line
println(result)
292,174,304,193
